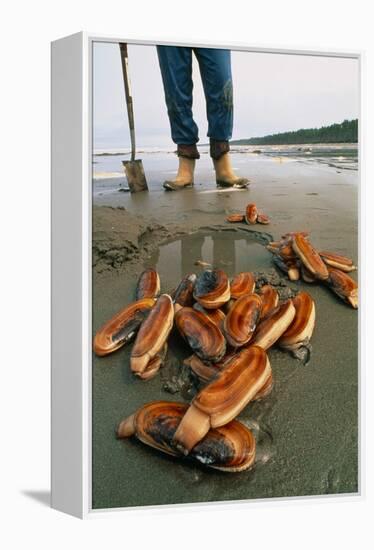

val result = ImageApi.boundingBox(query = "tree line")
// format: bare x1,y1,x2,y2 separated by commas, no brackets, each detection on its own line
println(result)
231,119,358,145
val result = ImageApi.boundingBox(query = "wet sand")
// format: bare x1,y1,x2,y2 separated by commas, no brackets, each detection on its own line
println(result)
92,156,358,509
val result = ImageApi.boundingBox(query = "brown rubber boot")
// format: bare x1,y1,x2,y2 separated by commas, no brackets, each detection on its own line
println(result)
214,153,250,189
163,158,195,191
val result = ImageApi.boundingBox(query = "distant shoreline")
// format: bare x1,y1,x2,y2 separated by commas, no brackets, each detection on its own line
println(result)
229,139,358,146
229,119,358,147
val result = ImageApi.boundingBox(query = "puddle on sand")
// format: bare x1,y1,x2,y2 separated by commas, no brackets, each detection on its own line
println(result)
145,229,273,285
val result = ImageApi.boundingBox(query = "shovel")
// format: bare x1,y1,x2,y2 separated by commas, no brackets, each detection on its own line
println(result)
119,43,148,193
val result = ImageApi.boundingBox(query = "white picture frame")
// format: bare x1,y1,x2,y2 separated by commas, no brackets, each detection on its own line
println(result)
51,31,362,518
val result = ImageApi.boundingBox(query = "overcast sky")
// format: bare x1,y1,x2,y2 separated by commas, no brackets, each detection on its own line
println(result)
93,42,359,150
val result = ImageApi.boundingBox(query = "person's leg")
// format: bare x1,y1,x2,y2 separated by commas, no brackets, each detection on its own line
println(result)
194,48,233,142
194,48,249,188
157,46,199,190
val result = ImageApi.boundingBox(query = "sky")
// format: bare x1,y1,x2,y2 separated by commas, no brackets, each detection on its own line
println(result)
93,42,359,151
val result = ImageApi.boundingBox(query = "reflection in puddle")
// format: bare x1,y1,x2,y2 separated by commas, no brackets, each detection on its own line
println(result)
146,230,273,286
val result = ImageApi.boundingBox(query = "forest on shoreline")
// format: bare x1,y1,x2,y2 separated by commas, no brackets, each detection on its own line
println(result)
231,119,358,145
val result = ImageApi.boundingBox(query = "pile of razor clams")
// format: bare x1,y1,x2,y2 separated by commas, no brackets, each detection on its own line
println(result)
266,231,358,308
94,226,357,473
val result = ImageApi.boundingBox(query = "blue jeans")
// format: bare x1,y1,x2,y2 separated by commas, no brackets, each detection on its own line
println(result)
157,46,233,158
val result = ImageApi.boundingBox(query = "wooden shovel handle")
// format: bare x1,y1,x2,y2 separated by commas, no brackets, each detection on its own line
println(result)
119,43,136,161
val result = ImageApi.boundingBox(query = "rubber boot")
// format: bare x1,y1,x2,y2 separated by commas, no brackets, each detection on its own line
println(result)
163,158,196,191
213,153,250,189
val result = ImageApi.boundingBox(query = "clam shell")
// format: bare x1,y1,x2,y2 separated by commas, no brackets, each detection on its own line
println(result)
252,372,274,401
278,292,316,350
193,269,231,309
117,401,256,472
193,303,226,328
184,350,238,383
300,264,317,283
245,203,258,224
319,251,357,272
259,285,279,320
292,234,329,280
173,346,271,453
186,352,273,402
184,354,223,383
257,213,270,225
135,268,161,300
279,243,297,261
175,307,226,363
226,213,245,223
223,293,262,348
251,299,296,350
93,298,155,356
230,272,255,299
287,262,300,281
137,344,168,381
131,294,174,375
326,268,358,308
192,417,256,472
282,231,309,240
172,273,197,308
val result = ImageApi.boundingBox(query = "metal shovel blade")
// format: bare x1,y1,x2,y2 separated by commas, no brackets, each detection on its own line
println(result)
122,159,148,193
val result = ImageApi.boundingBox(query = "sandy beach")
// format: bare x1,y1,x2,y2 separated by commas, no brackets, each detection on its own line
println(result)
92,150,358,509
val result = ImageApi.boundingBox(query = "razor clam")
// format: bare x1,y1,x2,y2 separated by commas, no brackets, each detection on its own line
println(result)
131,294,174,376
252,372,274,401
291,233,329,280
184,350,238,383
117,401,256,472
325,268,358,309
93,298,155,356
251,299,296,350
279,243,298,262
300,264,317,283
175,307,226,363
135,268,161,300
173,346,271,454
245,203,258,224
259,284,279,320
223,294,262,348
193,302,226,328
184,354,224,384
137,344,168,381
172,273,197,311
226,213,245,223
193,269,231,309
230,272,255,299
287,262,300,281
282,231,309,240
278,292,316,350
319,251,357,273
185,352,274,402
